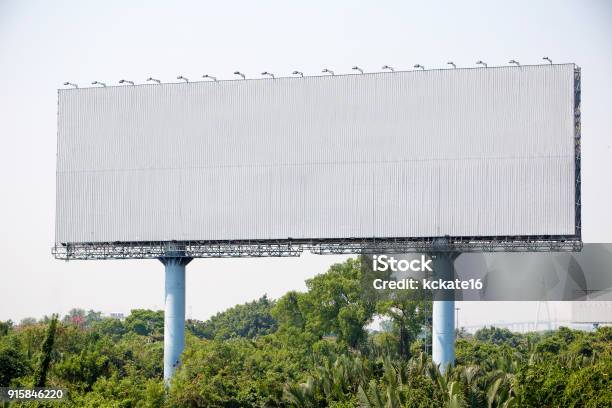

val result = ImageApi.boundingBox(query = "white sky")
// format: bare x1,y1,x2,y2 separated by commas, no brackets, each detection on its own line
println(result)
0,0,611,325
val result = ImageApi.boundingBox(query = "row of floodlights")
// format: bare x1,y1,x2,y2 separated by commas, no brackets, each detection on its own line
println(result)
63,57,555,88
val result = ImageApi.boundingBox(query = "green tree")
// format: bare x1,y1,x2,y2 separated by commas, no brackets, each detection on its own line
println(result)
168,334,312,407
562,357,612,407
474,327,522,348
55,348,111,391
300,258,375,348
63,308,87,327
85,310,103,326
125,309,164,336
376,294,427,359
91,317,127,339
273,291,306,331
187,295,277,340
0,344,29,386
0,320,12,336
34,314,58,387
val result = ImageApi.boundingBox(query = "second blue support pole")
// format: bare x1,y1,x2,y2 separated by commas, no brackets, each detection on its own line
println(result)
431,251,456,372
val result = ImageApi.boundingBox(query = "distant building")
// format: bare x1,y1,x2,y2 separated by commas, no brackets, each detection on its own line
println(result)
571,301,612,325
109,312,125,320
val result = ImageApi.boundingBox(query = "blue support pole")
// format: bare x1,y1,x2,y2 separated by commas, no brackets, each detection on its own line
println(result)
432,299,455,371
161,257,191,382
431,251,456,372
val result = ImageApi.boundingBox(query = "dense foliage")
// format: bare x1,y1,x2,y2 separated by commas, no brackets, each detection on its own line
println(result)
186,295,277,340
0,258,610,407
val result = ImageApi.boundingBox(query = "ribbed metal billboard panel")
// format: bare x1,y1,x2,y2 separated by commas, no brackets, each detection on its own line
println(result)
56,64,577,244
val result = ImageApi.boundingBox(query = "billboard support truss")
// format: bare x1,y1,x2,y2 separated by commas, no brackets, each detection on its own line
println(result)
53,235,582,260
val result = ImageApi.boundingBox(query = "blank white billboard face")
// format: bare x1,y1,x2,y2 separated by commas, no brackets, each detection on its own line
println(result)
56,64,577,244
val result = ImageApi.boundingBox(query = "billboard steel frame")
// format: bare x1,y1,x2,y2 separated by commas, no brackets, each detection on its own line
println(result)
53,235,582,260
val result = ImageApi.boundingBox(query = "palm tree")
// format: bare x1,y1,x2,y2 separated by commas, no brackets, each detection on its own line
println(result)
284,378,317,407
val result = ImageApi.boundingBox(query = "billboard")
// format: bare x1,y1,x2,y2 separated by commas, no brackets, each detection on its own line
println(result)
54,64,580,259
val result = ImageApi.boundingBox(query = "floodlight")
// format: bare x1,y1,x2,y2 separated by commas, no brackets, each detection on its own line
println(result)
202,74,217,81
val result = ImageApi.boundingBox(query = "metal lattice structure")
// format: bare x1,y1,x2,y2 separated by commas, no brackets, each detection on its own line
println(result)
574,67,582,240
53,235,582,260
